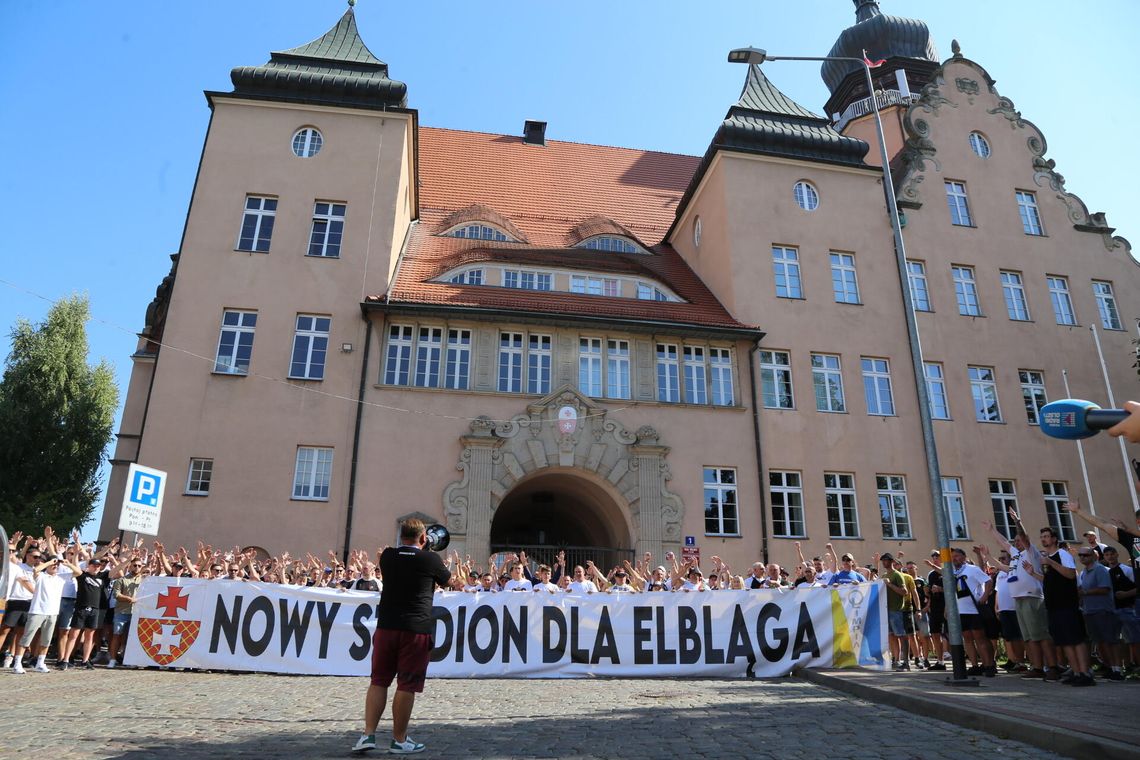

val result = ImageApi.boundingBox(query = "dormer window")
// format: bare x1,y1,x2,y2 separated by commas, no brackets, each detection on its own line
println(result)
578,236,639,253
637,283,670,301
449,268,484,285
446,223,513,242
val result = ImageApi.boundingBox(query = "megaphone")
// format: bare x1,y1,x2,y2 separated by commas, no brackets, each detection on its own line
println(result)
1039,399,1130,440
424,523,451,552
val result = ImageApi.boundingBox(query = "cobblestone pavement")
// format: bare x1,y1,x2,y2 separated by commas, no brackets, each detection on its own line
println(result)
5,668,1065,760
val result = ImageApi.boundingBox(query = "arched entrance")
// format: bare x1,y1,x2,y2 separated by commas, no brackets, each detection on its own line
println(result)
490,469,633,572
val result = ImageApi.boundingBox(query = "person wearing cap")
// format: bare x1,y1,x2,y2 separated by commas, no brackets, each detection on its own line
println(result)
1082,531,1109,559
11,554,82,673
680,565,709,592
1101,546,1139,676
607,568,636,594
879,553,913,670
1,544,39,670
827,554,864,585
1077,546,1119,683
642,565,670,592
64,551,131,669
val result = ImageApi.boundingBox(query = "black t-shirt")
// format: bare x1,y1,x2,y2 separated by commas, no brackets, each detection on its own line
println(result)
927,570,944,611
1042,551,1079,610
353,578,380,592
913,577,928,608
377,545,451,635
75,570,111,609
1116,527,1140,569
1108,564,1136,610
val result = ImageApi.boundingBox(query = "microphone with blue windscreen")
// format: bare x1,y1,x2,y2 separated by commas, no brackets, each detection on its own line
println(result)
1039,399,1130,440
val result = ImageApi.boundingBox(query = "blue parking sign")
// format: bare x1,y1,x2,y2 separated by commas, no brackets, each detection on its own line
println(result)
130,470,163,507
119,463,167,536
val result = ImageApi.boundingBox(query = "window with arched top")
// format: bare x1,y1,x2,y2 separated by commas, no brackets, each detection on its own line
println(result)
578,236,639,253
793,181,819,211
292,127,323,158
693,216,702,248
968,132,991,158
444,223,512,242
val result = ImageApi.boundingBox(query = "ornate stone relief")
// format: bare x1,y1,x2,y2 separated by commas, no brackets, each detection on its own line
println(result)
954,77,979,104
441,385,683,562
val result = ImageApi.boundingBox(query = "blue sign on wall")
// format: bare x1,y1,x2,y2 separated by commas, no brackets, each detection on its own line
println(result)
129,470,163,507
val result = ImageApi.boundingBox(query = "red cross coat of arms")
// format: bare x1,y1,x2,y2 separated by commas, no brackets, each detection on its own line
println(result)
557,405,577,435
136,585,201,666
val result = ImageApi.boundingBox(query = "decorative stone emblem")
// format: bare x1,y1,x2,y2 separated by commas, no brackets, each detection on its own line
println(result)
557,405,577,435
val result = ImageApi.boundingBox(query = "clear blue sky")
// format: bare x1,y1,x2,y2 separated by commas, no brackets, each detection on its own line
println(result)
2,0,1137,538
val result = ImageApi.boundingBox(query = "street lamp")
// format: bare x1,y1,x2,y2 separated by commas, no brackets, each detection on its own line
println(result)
729,47,973,683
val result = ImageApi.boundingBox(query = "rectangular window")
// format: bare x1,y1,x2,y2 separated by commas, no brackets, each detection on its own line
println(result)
770,471,805,538
1093,281,1122,330
989,479,1017,540
1043,481,1076,542
1048,276,1076,325
293,447,333,501
1016,191,1044,236
443,329,472,390
383,325,413,385
704,467,739,536
772,246,803,299
607,340,631,399
683,346,708,405
289,314,331,380
945,181,972,226
830,252,860,304
656,343,680,402
413,327,443,388
1019,369,1046,425
824,472,859,538
214,310,258,375
811,353,845,413
527,334,552,394
969,365,1002,422
709,348,734,406
307,201,346,258
877,474,912,539
943,477,969,540
579,338,603,397
186,458,213,496
449,269,484,285
1000,270,1030,321
504,270,552,291
862,357,895,416
760,350,793,409
498,332,524,393
237,196,277,252
924,362,950,419
571,275,620,297
637,283,669,301
953,266,981,316
907,260,931,311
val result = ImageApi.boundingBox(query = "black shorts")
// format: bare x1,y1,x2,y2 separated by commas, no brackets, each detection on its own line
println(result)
71,607,105,631
929,607,946,636
999,610,1022,642
960,613,985,632
1047,608,1086,647
2,599,32,628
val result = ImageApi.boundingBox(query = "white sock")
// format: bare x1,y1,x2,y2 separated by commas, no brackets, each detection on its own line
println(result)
35,655,45,667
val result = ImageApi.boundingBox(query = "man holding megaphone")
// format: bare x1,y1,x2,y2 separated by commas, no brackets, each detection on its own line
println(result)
1108,400,1140,443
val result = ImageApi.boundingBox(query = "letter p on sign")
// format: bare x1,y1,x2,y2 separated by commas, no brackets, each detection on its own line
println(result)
119,463,167,536
132,472,161,506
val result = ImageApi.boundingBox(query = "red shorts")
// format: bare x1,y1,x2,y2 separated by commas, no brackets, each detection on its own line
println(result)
371,627,433,693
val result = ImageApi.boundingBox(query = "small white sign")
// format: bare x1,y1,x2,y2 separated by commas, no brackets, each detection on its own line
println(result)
118,463,167,536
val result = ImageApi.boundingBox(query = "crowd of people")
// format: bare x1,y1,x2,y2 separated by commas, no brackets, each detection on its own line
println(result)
3,499,1138,684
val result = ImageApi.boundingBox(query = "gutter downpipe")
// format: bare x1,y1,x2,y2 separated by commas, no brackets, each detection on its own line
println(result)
749,339,770,565
341,317,373,564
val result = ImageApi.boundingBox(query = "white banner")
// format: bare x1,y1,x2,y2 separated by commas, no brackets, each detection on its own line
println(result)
125,578,888,677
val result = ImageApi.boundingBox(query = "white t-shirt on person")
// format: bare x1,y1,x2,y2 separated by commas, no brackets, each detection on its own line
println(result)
7,562,35,601
532,582,559,593
29,572,66,615
680,580,708,592
608,583,637,594
1004,546,1044,599
952,564,990,615
567,580,598,594
502,578,532,592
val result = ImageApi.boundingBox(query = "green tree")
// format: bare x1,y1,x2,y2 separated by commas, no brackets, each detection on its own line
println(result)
0,295,118,534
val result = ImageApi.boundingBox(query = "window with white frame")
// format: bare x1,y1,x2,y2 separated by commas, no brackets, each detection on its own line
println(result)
1092,281,1122,330
969,365,1002,422
793,181,819,211
443,329,472,389
953,266,981,316
945,181,973,226
704,467,739,536
446,223,509,241
237,196,277,252
862,357,894,416
607,340,631,399
307,202,346,258
289,315,330,380
811,353,845,413
968,131,991,158
449,268,484,285
527,334,552,394
1000,270,1030,321
907,260,931,311
503,269,552,291
1019,370,1046,425
214,310,258,374
656,343,680,402
770,471,805,538
291,127,323,158
772,246,802,299
989,479,1017,539
942,477,969,539
293,447,333,501
383,325,470,390
636,282,670,301
579,337,603,397
760,350,793,409
1016,191,1044,236
413,327,442,388
710,348,734,406
824,472,859,538
1042,481,1076,542
683,346,708,405
579,236,639,253
384,325,413,385
1048,276,1076,325
571,275,620,297
830,252,860,304
186,458,213,495
877,475,912,539
924,362,950,419
498,332,525,393
496,332,551,394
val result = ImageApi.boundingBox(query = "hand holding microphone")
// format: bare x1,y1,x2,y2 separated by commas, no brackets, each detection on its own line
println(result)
1038,399,1136,441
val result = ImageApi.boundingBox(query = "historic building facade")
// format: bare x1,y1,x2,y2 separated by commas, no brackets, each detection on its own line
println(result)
101,2,1138,574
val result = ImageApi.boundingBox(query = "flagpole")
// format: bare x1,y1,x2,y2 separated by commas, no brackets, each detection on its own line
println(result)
1090,325,1140,513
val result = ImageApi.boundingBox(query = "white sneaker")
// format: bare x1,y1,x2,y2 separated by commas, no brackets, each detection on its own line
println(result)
389,737,425,754
351,734,376,753
107,660,117,669
33,663,51,673
12,663,25,674
1,655,12,669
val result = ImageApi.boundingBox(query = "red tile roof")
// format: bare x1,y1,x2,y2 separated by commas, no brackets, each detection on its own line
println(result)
371,127,757,333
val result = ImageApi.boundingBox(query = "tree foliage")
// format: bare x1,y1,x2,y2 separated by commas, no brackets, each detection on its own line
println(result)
0,295,118,534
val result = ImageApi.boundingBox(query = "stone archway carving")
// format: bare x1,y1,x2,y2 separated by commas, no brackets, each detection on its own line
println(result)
442,385,683,562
